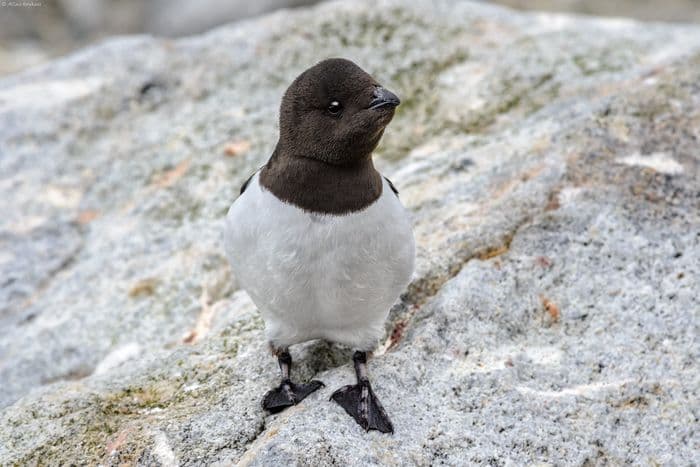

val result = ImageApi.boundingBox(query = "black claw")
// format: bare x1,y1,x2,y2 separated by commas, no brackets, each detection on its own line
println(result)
331,381,394,434
262,379,324,413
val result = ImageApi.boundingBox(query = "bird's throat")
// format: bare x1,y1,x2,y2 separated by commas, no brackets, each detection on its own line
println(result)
259,150,383,215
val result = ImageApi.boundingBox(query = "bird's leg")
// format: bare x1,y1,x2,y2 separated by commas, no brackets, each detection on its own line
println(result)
330,351,394,433
262,347,324,413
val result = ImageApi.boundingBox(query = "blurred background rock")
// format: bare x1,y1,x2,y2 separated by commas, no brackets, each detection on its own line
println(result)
0,0,320,75
1,0,699,76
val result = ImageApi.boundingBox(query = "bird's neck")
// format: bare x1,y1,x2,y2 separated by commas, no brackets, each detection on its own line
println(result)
259,148,383,215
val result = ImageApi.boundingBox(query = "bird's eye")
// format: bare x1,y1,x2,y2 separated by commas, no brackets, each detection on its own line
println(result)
327,100,342,116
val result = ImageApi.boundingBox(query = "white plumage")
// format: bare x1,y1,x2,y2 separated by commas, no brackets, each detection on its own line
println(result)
224,172,415,351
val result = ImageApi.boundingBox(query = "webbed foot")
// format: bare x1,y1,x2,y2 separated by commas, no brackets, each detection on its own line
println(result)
262,348,324,413
263,378,324,413
330,379,393,433
330,351,393,433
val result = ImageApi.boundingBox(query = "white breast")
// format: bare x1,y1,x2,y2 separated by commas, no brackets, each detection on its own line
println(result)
224,172,415,351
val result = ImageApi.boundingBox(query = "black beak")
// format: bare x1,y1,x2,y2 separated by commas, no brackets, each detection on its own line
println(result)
369,87,401,110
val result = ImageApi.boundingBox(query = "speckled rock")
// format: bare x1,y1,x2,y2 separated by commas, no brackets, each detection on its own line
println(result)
1,1,699,465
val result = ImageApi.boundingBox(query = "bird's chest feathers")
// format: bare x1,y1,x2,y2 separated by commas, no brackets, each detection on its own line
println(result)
226,175,411,290
225,174,415,348
261,195,397,275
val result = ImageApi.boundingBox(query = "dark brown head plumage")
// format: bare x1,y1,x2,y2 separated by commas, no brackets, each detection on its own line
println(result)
259,58,400,214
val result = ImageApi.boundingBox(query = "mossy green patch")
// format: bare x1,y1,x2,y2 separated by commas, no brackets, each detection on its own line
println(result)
13,348,240,466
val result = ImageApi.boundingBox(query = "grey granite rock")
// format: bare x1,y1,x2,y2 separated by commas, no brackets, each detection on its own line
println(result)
0,0,698,465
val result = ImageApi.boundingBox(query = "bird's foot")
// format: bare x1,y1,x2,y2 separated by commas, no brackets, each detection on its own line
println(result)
330,380,394,433
262,379,324,413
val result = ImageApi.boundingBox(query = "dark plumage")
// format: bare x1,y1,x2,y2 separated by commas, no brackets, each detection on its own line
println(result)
259,58,401,214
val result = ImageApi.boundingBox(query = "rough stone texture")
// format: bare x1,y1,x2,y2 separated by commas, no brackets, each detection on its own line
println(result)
1,0,699,465
494,0,700,22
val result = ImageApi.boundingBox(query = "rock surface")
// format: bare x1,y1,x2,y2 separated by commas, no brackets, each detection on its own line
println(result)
0,0,323,75
495,0,700,22
1,0,699,465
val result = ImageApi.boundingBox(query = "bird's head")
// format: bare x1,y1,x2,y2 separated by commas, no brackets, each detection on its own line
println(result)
277,58,400,166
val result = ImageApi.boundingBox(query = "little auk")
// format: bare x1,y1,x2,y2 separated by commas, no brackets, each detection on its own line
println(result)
224,58,415,433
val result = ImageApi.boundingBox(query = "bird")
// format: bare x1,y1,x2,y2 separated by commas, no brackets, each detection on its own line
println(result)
224,58,415,433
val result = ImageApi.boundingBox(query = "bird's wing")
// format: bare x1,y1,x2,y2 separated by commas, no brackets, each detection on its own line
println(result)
384,176,399,197
239,166,265,195
239,173,254,194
